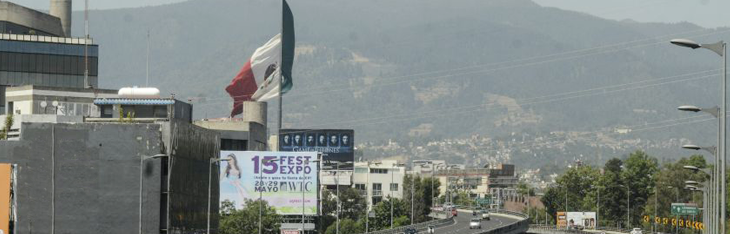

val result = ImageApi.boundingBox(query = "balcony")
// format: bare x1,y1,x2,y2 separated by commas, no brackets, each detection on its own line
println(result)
372,190,383,197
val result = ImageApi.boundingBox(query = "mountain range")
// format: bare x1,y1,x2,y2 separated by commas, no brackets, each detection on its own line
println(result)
67,0,730,164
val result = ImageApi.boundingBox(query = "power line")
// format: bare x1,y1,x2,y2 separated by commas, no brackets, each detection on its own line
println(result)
192,27,724,104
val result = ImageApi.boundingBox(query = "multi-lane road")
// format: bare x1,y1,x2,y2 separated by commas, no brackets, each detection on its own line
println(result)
432,210,523,234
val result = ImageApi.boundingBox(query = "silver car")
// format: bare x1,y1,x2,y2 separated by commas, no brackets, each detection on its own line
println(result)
469,218,481,229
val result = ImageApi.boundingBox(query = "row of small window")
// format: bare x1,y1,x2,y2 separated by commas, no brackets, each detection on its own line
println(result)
0,52,98,76
0,71,97,88
353,168,397,174
0,39,99,57
32,101,100,117
354,183,399,191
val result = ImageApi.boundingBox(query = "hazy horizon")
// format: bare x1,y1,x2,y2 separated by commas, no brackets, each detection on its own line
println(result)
7,0,730,29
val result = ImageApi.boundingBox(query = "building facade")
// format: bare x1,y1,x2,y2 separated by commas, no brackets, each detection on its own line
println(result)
0,1,99,115
4,85,116,116
194,101,268,152
352,160,405,210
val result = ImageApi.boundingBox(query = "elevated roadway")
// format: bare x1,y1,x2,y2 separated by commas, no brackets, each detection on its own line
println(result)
433,210,524,234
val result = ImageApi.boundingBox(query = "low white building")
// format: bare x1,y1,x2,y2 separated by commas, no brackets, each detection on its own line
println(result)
411,160,447,177
352,160,406,210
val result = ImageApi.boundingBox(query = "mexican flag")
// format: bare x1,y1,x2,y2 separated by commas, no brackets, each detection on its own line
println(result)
226,0,295,117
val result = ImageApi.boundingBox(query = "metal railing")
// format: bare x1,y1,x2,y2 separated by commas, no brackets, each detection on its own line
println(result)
528,224,634,234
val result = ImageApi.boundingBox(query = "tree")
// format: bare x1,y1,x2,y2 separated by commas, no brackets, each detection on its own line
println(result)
621,150,658,227
596,166,625,227
325,218,364,234
403,175,441,223
0,114,13,140
541,164,600,223
370,198,408,230
219,199,281,234
644,155,706,233
320,187,367,232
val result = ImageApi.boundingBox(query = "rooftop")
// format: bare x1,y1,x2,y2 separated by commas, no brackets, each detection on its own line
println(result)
0,33,94,45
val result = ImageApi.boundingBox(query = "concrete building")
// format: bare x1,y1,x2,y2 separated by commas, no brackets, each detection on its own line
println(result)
434,168,491,200
488,164,519,205
92,97,193,122
428,164,519,207
0,97,222,234
0,1,100,114
194,101,268,151
5,85,117,116
411,160,447,177
352,160,406,210
0,1,65,36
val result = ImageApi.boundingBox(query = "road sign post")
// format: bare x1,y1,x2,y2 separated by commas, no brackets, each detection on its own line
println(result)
671,203,699,216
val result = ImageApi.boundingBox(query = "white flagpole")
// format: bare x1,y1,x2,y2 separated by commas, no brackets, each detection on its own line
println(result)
277,0,284,152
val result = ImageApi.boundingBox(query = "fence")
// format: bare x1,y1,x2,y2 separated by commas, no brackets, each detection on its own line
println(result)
528,224,634,234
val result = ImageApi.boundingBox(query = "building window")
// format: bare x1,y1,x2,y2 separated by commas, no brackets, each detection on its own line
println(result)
370,168,388,174
354,168,368,174
372,183,382,192
390,183,398,191
354,184,365,190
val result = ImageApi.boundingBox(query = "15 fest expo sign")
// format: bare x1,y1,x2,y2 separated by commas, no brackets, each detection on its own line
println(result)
219,151,319,215
643,215,704,230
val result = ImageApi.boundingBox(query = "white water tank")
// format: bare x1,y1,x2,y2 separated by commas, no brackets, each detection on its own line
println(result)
118,87,161,99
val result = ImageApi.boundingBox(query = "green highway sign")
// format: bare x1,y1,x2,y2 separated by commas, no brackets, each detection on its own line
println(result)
671,203,699,216
475,197,491,205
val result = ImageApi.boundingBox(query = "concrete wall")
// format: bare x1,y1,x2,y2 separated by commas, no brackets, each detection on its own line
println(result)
0,122,164,234
161,120,220,234
0,2,64,36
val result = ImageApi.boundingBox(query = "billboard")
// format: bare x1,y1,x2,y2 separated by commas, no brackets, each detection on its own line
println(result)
565,212,596,228
279,129,354,163
219,151,319,215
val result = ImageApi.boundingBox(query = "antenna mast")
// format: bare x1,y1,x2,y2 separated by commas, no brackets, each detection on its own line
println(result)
146,30,150,87
84,0,89,88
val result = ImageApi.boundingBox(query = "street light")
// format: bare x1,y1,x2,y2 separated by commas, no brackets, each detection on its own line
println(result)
140,154,167,234
207,157,231,234
683,161,717,234
323,159,344,234
672,38,727,234
390,163,405,229
303,157,320,234
683,166,714,234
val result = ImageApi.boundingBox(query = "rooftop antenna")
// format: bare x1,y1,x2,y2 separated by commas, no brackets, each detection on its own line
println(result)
84,0,89,88
146,30,150,87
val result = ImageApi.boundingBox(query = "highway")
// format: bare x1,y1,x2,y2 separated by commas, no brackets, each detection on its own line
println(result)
432,210,523,234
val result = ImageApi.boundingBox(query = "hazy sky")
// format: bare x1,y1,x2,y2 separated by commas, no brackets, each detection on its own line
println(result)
8,0,730,28
534,0,730,28
8,0,187,10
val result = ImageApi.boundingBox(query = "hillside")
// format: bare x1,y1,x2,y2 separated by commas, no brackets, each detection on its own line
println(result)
69,0,728,166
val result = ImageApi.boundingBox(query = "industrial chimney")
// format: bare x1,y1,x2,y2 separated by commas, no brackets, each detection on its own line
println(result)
49,0,71,37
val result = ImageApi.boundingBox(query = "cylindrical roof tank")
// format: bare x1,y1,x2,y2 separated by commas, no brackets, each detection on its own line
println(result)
118,87,161,99
50,0,72,37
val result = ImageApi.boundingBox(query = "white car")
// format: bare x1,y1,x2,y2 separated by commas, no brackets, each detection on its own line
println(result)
630,228,643,234
469,218,482,229
481,210,490,220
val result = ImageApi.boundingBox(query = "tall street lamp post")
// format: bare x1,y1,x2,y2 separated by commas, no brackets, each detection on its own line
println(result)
672,38,727,234
207,157,231,234
682,146,717,234
684,165,714,234
302,158,320,234
140,154,168,234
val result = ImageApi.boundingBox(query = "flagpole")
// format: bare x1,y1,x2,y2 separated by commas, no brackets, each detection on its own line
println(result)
277,0,284,152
